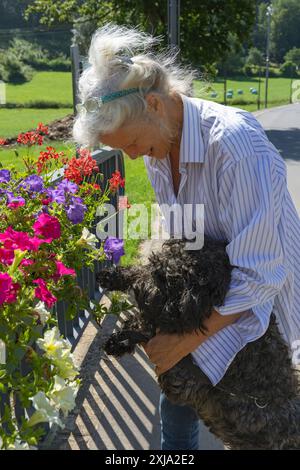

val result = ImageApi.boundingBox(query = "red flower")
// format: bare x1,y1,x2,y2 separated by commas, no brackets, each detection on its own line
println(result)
17,131,44,146
64,151,99,184
36,122,49,135
0,138,7,145
109,170,125,193
36,146,65,174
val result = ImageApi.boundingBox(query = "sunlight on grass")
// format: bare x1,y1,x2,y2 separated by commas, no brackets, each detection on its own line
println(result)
5,72,73,105
0,108,73,138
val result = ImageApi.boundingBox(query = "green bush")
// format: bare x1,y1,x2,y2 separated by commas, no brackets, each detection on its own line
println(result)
284,48,300,68
0,62,9,82
9,38,45,68
280,61,298,77
243,64,281,78
8,38,71,72
0,100,72,109
2,51,34,83
245,47,265,67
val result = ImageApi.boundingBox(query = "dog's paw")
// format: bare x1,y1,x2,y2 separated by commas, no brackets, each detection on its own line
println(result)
102,332,136,357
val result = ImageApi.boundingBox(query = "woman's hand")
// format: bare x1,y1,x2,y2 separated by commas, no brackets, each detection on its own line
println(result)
141,310,244,376
141,329,204,376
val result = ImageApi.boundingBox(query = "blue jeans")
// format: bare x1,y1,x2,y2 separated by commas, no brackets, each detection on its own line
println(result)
159,392,200,450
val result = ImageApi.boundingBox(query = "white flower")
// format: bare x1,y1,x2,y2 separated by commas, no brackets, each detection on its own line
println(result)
37,327,70,359
0,436,35,451
34,301,51,326
7,440,36,450
27,391,64,429
0,340,6,365
52,349,79,381
49,376,79,417
78,227,98,250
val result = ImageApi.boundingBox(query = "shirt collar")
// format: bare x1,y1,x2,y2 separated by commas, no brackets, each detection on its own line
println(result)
148,94,205,167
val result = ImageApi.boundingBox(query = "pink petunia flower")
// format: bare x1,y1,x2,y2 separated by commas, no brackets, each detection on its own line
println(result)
7,201,25,210
0,227,46,252
0,247,15,265
0,273,19,305
33,213,61,242
33,278,57,308
54,261,76,278
5,282,21,304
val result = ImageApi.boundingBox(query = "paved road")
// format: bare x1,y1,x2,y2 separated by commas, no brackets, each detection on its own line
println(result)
253,103,300,213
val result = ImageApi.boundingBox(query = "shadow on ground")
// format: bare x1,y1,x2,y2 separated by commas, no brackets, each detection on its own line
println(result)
47,312,161,450
46,308,224,450
266,128,300,162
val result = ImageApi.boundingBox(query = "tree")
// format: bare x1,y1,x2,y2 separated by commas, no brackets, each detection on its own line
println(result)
246,47,265,66
271,0,300,63
284,47,300,67
25,0,256,68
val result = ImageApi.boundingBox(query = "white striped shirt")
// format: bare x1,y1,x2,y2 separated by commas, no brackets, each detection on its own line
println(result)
143,94,300,385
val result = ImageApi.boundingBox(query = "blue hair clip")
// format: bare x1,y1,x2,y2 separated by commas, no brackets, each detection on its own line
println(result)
76,87,142,114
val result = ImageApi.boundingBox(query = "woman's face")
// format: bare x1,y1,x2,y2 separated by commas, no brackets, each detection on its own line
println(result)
100,118,172,160
100,93,182,160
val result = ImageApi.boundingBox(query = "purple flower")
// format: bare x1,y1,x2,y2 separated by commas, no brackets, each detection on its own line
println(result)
6,192,26,205
57,179,78,194
49,189,66,204
0,169,11,184
19,175,44,193
103,237,125,265
66,196,87,224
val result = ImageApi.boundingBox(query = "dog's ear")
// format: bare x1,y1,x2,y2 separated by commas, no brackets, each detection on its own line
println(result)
179,248,233,327
148,252,167,292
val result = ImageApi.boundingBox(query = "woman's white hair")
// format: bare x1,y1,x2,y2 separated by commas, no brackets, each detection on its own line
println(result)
73,23,199,148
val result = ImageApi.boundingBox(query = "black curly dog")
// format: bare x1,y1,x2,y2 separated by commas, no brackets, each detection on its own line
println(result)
96,238,300,450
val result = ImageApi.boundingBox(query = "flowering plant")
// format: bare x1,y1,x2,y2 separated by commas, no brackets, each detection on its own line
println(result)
0,124,126,449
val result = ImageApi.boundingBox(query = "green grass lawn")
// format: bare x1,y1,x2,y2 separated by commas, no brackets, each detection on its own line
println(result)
121,155,156,266
194,76,293,111
5,71,73,106
0,108,73,138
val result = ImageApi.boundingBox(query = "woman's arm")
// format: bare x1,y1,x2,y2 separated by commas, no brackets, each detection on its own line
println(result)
142,309,244,376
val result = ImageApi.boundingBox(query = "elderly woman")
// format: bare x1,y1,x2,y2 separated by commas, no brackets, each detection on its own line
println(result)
73,24,300,450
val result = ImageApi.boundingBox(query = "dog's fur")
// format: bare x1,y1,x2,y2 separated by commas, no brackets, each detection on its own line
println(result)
96,238,300,450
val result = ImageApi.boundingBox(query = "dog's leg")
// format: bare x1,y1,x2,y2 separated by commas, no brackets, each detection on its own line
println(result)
103,330,152,357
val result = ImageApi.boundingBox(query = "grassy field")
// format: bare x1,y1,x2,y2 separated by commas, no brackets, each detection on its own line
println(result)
5,72,73,106
121,155,156,265
0,108,73,138
195,76,293,112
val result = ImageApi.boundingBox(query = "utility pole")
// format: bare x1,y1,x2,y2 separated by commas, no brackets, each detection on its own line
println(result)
264,4,273,109
168,0,180,51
